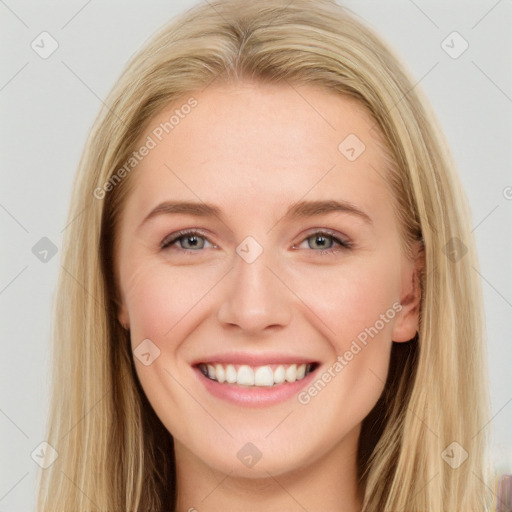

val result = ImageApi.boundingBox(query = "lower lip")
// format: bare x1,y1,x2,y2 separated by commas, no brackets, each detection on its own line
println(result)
193,365,318,407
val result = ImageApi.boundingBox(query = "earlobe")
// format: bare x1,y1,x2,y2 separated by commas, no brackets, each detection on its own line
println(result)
392,243,424,343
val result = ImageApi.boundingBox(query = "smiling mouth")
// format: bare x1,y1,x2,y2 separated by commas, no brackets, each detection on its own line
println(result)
197,362,319,387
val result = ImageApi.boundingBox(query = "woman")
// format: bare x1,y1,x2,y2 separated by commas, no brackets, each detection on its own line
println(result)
35,0,494,510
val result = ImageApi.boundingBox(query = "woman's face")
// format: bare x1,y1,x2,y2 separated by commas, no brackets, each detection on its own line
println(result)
115,81,421,478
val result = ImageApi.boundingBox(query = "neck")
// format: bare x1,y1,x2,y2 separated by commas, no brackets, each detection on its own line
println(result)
173,424,363,512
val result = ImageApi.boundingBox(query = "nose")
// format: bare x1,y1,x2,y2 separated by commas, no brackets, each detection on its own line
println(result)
217,245,292,335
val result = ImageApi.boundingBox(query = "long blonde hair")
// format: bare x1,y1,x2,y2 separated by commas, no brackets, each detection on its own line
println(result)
36,0,493,510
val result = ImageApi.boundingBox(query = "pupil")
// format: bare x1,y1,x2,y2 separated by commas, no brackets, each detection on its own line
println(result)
316,235,326,248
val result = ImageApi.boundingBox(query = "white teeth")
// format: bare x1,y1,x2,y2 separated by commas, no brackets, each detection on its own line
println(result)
254,366,274,386
199,362,313,387
273,365,286,384
237,365,254,385
215,364,225,383
285,364,297,382
225,364,237,384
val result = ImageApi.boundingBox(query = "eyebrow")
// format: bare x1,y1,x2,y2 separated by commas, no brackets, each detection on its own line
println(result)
138,198,373,229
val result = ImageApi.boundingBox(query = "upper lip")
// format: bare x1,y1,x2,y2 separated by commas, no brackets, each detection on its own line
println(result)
191,352,319,367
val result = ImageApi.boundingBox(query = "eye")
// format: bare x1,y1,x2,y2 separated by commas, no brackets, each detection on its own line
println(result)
294,230,352,256
160,228,351,256
160,230,215,252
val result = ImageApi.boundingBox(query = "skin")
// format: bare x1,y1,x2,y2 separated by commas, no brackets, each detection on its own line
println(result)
115,80,422,511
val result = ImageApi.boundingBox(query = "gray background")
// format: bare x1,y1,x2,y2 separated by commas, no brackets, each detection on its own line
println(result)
1,0,511,509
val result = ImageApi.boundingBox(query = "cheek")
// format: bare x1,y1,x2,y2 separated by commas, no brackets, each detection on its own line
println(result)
292,259,400,438
120,262,221,433
290,256,402,347
289,252,402,408
122,248,402,356
121,259,221,342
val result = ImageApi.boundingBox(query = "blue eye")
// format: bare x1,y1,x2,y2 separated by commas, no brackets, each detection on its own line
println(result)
160,230,212,251
160,229,351,256
300,231,351,255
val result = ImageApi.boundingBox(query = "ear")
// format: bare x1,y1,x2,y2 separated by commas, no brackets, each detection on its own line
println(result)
391,241,424,343
117,301,130,330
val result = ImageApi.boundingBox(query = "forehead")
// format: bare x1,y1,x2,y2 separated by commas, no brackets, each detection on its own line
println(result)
121,81,393,226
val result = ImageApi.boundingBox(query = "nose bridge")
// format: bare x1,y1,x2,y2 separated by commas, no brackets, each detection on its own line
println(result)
217,237,291,332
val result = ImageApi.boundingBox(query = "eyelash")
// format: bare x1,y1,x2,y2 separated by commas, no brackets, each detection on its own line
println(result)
160,229,352,256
